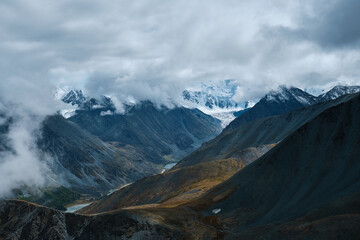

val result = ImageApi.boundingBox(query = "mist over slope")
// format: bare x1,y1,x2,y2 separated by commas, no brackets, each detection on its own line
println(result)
39,115,159,195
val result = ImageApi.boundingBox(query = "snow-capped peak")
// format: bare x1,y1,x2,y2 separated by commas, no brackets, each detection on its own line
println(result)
183,79,242,109
264,85,317,106
61,89,87,106
318,85,360,102
182,80,258,127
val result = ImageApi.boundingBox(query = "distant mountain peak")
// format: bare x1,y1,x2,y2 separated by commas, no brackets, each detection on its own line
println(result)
59,89,117,116
61,89,87,106
264,85,317,105
318,85,360,102
227,84,360,131
182,80,259,127
182,79,242,110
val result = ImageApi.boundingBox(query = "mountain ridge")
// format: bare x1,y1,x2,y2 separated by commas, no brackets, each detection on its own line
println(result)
227,84,360,131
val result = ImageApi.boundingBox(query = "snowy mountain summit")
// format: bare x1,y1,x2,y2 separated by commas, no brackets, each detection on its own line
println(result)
61,90,87,106
264,85,318,105
182,80,256,127
318,85,360,102
57,89,117,118
61,90,114,110
183,79,244,109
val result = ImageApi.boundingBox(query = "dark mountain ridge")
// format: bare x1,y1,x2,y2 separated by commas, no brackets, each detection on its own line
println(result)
229,84,360,131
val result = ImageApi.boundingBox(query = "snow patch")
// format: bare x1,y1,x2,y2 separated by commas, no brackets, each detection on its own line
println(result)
100,110,113,116
212,208,221,214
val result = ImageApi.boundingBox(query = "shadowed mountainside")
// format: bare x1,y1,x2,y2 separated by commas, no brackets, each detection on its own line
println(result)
69,101,222,164
80,144,273,213
38,115,160,195
189,92,360,238
176,92,358,168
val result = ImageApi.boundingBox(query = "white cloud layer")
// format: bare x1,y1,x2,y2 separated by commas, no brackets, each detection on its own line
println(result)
1,0,360,106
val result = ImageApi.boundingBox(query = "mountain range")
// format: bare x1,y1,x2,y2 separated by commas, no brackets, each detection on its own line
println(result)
80,87,358,213
0,94,222,209
1,84,360,239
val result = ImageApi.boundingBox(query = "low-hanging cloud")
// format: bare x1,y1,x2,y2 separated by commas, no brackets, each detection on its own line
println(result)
0,112,46,197
0,68,60,199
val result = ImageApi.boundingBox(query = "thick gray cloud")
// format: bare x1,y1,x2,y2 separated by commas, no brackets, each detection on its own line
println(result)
305,0,360,48
0,0,360,105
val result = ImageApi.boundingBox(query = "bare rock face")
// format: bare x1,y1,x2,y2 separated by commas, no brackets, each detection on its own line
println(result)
0,200,180,240
0,200,67,239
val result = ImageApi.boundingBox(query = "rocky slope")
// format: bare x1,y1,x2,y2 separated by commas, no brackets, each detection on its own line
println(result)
38,115,159,195
0,200,180,240
79,144,273,213
69,101,222,164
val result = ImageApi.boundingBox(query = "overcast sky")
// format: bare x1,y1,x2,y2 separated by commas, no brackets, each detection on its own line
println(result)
1,0,360,108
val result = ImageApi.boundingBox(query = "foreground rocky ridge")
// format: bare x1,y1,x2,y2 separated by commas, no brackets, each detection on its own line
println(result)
0,200,181,240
